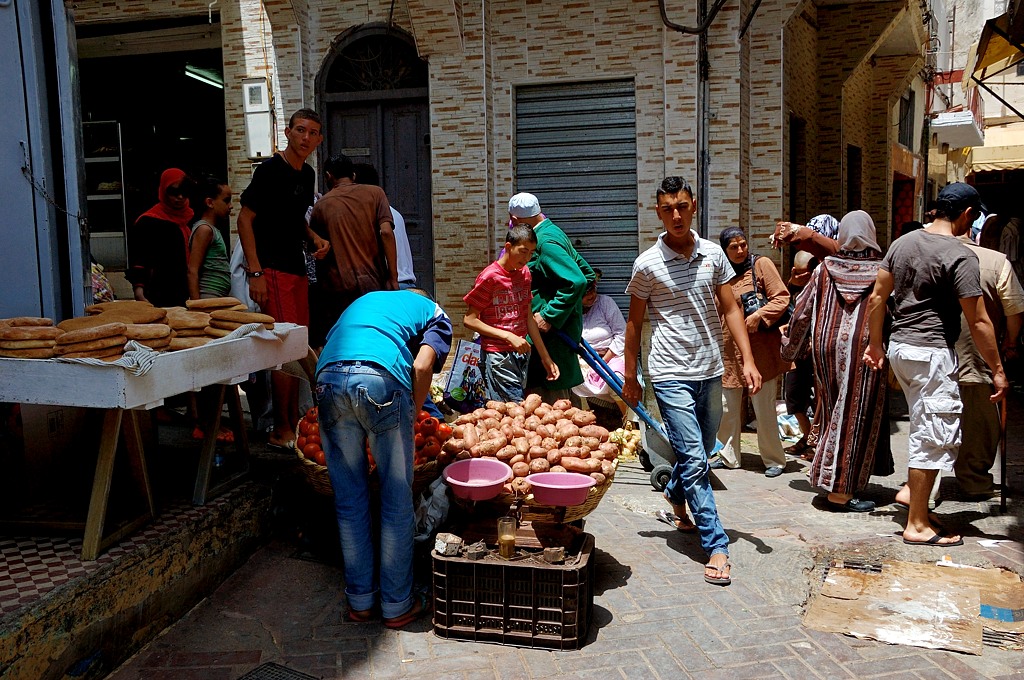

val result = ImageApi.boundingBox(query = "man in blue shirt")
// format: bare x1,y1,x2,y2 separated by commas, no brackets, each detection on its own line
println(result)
315,289,452,628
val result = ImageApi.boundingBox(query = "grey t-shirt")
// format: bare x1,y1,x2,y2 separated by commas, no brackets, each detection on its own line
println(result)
881,229,982,348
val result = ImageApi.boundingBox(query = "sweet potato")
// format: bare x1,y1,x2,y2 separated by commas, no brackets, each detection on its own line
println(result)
529,458,550,473
534,404,550,419
528,446,549,460
582,436,602,451
463,425,479,448
564,435,584,449
540,410,561,425
528,434,543,447
584,458,603,473
590,472,606,484
551,465,567,473
579,425,610,442
512,461,531,477
571,410,597,427
473,407,487,420
546,449,562,465
521,393,542,415
555,423,579,441
552,398,572,410
504,401,519,413
524,415,542,431
486,400,507,414
456,450,472,460
471,437,505,457
560,446,582,459
481,417,501,432
508,405,527,419
535,423,554,438
600,459,615,476
562,406,580,420
500,422,515,440
598,443,620,460
442,438,465,454
512,437,531,455
511,477,532,495
511,424,527,438
455,413,478,425
509,454,526,466
452,424,466,438
496,445,518,461
483,408,503,420
540,437,558,451
558,456,581,472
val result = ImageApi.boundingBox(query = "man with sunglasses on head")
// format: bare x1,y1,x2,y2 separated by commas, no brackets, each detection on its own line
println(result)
237,108,331,451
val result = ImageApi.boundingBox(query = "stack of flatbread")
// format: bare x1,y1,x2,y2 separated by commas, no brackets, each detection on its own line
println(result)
84,300,168,325
124,323,173,351
0,317,64,359
164,307,212,350
54,322,127,361
206,309,276,337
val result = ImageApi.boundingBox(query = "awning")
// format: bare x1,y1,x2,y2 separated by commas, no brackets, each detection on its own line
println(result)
969,144,1024,172
967,12,1024,122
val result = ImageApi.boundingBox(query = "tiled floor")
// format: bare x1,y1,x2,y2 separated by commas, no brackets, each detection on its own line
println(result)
0,493,233,616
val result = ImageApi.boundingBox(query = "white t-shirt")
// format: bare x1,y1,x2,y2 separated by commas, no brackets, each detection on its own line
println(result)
392,207,416,286
625,231,734,382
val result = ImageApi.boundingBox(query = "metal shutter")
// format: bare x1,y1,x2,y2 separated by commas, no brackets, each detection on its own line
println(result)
515,79,637,311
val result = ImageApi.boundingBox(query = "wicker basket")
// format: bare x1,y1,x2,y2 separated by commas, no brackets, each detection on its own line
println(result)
481,459,618,523
295,446,440,499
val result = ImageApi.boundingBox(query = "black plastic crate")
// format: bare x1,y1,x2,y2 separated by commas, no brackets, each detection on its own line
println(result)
431,533,594,649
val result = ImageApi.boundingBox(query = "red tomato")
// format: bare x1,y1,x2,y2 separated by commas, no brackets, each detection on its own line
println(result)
417,410,431,423
297,435,308,450
436,423,453,441
414,432,425,449
307,433,321,447
302,442,321,458
306,407,318,422
421,438,441,460
298,420,311,436
311,449,326,466
419,417,439,436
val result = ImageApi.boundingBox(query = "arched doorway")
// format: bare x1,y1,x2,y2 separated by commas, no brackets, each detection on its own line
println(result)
317,25,433,292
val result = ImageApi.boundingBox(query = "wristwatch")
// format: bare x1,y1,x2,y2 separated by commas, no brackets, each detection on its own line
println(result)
246,270,264,278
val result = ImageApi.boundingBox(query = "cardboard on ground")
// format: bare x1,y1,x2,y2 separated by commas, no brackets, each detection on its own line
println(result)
803,560,1023,655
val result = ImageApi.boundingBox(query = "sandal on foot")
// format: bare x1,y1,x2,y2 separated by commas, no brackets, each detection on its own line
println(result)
902,532,963,547
383,592,431,629
784,439,810,456
346,608,375,623
704,560,732,586
655,509,696,533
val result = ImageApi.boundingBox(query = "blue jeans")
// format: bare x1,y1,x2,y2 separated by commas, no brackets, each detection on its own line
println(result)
483,349,529,402
316,361,415,619
653,378,730,558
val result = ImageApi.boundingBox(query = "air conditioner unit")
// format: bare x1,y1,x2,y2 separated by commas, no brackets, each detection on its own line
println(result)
242,78,273,159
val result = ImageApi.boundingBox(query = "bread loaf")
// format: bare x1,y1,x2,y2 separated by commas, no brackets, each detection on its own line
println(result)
55,334,127,355
124,323,171,340
204,326,232,337
0,347,55,359
186,296,243,310
85,300,154,314
136,336,171,349
165,310,211,330
0,339,57,349
172,328,207,337
168,337,212,351
55,322,127,345
58,314,118,332
209,309,275,324
0,326,65,341
101,307,167,324
3,317,54,327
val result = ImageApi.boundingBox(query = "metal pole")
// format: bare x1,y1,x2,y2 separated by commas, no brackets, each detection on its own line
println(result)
698,0,710,237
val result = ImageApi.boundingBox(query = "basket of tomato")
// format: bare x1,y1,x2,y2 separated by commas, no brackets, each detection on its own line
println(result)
294,407,454,499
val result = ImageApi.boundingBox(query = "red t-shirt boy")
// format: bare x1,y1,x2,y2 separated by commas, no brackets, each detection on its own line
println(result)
464,225,559,401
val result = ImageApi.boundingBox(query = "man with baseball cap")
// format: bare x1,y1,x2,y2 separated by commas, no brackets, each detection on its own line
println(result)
507,192,595,402
864,182,1007,547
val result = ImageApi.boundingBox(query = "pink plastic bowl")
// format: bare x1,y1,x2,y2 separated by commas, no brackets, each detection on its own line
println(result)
526,472,597,506
442,459,512,501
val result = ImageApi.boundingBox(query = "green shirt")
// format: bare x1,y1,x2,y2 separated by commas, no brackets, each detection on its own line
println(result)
190,220,232,298
526,218,595,390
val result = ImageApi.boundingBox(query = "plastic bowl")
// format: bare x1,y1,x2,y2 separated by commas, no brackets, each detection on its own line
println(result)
526,472,597,506
442,459,513,501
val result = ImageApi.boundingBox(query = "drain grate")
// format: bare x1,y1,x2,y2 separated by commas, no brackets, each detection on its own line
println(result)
237,662,319,680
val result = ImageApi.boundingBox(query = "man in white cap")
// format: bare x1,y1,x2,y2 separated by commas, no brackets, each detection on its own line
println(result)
507,192,595,402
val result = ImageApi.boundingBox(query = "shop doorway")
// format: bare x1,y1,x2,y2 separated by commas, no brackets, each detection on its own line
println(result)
891,175,915,242
318,26,433,294
76,17,226,271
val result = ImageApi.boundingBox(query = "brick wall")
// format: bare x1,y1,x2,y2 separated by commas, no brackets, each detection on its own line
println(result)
783,2,819,223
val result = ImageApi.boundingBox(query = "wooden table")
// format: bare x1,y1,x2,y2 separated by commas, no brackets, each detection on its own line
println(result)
0,324,308,560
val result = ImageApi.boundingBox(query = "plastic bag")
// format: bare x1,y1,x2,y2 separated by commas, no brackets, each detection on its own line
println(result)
413,476,450,543
443,338,486,413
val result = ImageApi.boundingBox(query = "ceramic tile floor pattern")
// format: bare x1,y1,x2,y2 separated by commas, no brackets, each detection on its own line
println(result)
0,494,231,615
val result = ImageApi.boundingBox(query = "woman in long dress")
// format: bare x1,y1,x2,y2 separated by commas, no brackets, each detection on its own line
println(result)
782,210,892,512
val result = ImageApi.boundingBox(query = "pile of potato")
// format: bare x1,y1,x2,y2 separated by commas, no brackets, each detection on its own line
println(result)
443,395,618,490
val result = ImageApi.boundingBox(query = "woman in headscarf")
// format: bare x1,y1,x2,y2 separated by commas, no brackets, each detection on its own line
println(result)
715,227,792,477
782,210,893,512
127,168,194,307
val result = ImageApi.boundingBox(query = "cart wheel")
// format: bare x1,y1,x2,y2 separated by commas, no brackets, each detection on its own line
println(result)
650,464,673,492
638,449,654,472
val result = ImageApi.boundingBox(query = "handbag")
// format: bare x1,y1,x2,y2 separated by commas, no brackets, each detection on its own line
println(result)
739,255,793,331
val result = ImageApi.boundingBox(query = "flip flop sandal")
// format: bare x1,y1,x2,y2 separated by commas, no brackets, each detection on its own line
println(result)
655,509,697,533
704,560,732,586
383,592,431,629
902,532,964,547
784,440,810,456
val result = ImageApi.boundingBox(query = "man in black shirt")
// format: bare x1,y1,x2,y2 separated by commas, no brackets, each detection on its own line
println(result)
237,108,329,449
